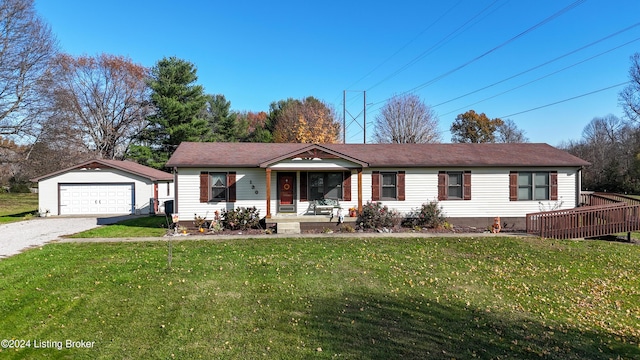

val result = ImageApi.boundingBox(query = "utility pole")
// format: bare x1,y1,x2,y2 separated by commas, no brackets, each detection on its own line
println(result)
363,91,367,144
343,90,367,144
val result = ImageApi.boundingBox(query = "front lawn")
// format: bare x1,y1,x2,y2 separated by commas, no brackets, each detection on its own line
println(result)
0,236,638,359
65,215,169,238
0,193,38,224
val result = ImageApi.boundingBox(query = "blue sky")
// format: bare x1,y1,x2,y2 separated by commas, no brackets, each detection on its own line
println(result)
35,0,640,146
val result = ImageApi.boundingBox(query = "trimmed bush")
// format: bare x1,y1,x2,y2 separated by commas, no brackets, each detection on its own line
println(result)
404,200,447,229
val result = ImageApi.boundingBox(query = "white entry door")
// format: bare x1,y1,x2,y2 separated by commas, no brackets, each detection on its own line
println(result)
59,184,134,215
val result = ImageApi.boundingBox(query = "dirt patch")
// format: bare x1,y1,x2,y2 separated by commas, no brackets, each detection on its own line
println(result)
173,225,522,237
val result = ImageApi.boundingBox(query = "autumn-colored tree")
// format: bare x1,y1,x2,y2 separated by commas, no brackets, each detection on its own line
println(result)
237,111,272,142
373,94,441,143
270,97,340,143
43,53,152,159
245,111,268,132
0,0,57,141
450,110,504,143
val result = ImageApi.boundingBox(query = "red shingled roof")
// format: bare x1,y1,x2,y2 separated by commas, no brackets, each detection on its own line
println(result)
165,142,590,168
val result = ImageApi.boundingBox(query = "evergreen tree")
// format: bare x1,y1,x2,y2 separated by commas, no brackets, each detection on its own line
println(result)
129,57,208,168
201,94,246,142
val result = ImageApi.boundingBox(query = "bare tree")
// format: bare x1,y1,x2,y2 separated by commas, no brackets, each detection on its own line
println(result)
0,0,57,141
496,118,529,143
19,116,93,179
373,94,441,143
565,114,633,192
620,52,640,122
43,53,152,159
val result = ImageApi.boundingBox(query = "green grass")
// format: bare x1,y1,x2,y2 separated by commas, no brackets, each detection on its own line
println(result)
66,215,169,238
0,236,638,359
0,193,38,224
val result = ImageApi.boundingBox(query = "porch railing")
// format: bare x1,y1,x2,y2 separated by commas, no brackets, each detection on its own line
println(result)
580,192,640,206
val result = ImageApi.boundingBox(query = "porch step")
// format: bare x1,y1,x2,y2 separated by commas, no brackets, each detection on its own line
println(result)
277,222,301,234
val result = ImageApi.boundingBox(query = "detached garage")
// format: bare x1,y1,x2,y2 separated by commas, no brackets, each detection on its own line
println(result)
32,159,174,216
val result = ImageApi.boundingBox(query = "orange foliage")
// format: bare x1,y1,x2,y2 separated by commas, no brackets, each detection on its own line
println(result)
273,98,340,143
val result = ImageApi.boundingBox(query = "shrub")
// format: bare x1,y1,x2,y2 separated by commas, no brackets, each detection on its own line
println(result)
220,207,261,230
8,176,31,193
193,214,208,229
356,201,401,230
340,224,355,233
404,200,447,229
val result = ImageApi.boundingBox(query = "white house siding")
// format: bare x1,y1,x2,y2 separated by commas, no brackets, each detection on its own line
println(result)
361,167,579,219
179,166,580,223
176,168,269,221
38,168,160,215
178,167,361,220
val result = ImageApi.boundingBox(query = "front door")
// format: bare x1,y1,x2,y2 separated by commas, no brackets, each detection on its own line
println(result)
278,173,295,213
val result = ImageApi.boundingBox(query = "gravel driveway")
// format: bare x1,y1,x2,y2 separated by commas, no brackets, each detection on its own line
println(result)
0,216,130,259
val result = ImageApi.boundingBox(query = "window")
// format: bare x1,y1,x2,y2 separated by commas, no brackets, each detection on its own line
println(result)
448,172,463,199
372,171,405,201
381,172,397,200
438,171,471,200
510,171,557,201
200,172,236,203
308,172,343,201
210,173,227,201
517,172,550,200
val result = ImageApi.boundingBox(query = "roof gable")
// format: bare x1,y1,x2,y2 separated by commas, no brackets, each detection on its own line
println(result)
31,159,173,182
259,144,368,168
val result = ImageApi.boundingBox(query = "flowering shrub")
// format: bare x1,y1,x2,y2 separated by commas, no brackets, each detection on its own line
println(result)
356,201,401,230
221,206,261,230
403,200,447,228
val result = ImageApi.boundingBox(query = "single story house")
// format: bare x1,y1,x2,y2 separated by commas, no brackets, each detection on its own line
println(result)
165,142,589,230
32,159,174,216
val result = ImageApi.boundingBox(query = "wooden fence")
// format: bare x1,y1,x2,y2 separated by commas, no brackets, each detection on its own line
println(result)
527,196,640,239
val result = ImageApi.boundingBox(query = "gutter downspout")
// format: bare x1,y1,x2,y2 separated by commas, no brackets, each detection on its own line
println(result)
173,167,178,215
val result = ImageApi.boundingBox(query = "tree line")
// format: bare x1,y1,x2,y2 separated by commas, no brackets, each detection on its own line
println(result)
2,0,640,195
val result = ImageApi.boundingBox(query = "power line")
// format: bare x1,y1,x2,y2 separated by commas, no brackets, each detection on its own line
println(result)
439,36,640,117
344,0,464,92
499,81,630,118
434,21,640,108
366,0,506,92
370,0,587,108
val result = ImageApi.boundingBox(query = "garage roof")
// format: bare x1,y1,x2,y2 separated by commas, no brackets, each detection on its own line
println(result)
31,159,174,182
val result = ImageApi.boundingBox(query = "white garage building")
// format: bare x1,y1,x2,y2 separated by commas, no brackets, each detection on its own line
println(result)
32,159,174,216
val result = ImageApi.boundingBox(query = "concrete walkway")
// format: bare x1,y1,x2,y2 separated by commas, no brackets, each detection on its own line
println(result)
0,216,530,260
57,230,529,244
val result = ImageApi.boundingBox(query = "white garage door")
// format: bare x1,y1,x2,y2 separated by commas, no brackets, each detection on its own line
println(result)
59,184,134,215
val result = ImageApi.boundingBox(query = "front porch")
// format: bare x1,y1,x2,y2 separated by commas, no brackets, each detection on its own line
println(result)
261,146,367,219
